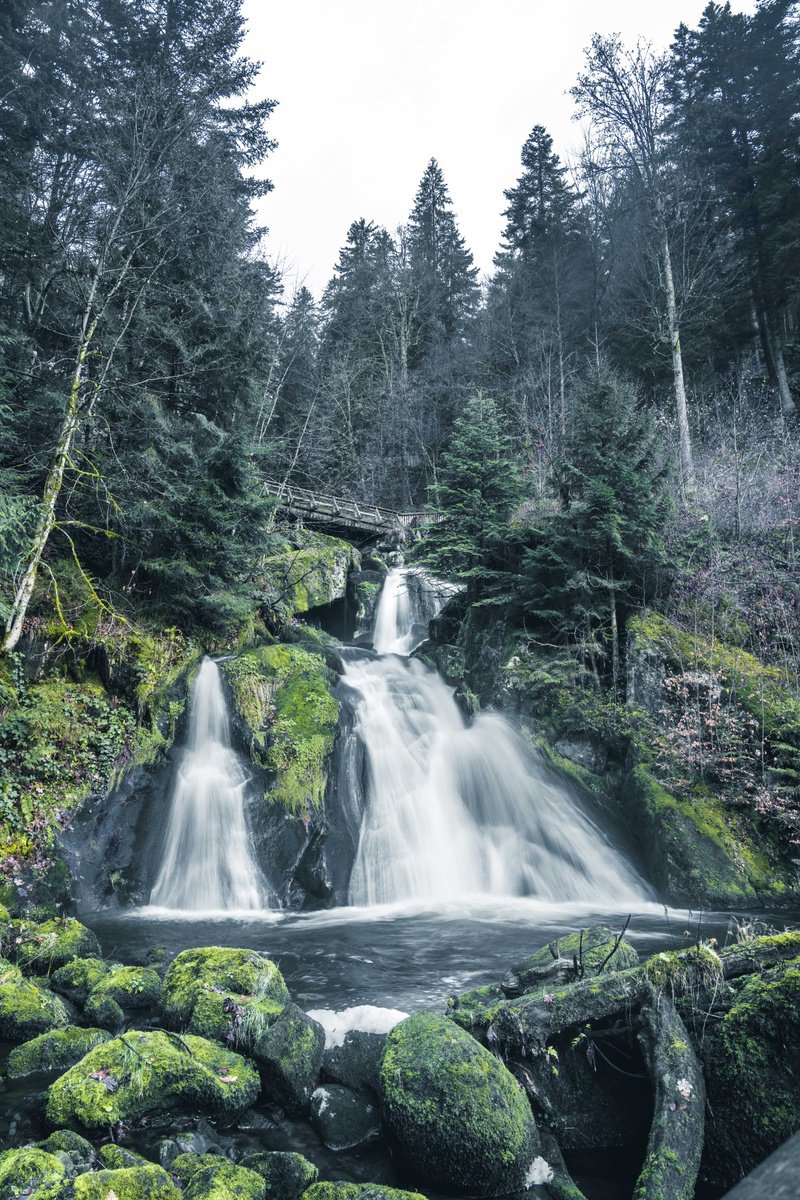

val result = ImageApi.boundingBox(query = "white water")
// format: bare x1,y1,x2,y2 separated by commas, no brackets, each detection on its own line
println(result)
148,658,265,912
346,568,651,907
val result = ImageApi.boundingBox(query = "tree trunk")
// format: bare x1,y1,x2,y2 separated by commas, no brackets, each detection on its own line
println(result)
2,311,98,653
662,229,695,492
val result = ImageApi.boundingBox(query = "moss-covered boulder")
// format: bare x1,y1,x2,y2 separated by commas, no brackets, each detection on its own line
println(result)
502,925,638,997
241,1152,318,1200
0,957,69,1041
83,964,163,1029
7,1025,111,1077
50,956,110,1005
379,1012,539,1195
37,1129,95,1173
302,1186,428,1200
249,1001,325,1113
0,1147,68,1200
702,955,800,1191
45,1029,260,1131
97,1144,153,1170
221,644,338,813
261,530,360,615
161,946,290,1034
171,1153,266,1199
6,917,101,972
72,1164,181,1199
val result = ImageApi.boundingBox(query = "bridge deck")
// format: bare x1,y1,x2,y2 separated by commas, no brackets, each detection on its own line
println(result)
264,480,442,536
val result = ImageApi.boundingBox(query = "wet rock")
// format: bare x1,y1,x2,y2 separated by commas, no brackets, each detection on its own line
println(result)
241,1151,319,1200
45,1029,260,1131
50,957,110,1006
161,946,290,1037
84,964,163,1030
171,1152,266,1199
98,1144,154,1169
310,1083,382,1150
302,1185,428,1200
553,735,607,773
322,1029,386,1097
7,1026,110,1077
250,1001,325,1114
379,1012,540,1195
37,1129,95,1173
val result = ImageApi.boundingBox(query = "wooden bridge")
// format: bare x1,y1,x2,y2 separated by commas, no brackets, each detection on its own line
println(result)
264,479,443,538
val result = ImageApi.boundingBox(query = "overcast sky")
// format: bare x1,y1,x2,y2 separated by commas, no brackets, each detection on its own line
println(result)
242,0,756,300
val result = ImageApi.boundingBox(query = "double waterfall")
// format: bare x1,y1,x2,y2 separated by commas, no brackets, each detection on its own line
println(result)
148,567,649,912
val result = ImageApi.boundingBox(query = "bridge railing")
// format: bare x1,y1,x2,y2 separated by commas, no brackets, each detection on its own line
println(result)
263,479,444,530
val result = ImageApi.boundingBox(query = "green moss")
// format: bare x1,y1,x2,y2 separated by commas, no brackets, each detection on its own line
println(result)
7,917,101,973
7,1025,111,1077
97,1145,153,1170
0,956,69,1041
624,765,787,904
241,1151,318,1200
72,1164,181,1199
45,1029,260,1132
379,1012,539,1194
262,531,360,615
247,1001,325,1113
37,1129,94,1172
703,956,800,1190
303,1188,429,1200
89,964,162,1009
0,1147,68,1200
643,945,723,997
171,1153,267,1200
446,984,506,1032
506,926,639,998
51,956,110,1005
161,946,289,1032
222,644,339,813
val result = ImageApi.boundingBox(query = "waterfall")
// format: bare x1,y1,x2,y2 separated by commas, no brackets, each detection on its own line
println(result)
148,658,265,912
345,568,650,906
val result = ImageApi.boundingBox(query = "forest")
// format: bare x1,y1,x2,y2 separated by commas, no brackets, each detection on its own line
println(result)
0,2,799,1199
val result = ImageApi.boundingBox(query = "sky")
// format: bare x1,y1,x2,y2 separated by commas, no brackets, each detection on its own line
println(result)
242,0,756,299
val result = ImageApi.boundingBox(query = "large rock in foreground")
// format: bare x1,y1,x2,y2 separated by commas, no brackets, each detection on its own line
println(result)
379,1013,539,1195
46,1029,260,1131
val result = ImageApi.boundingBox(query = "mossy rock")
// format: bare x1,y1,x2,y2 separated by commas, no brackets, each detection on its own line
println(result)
51,956,110,1005
302,1185,429,1200
221,644,339,813
0,1147,68,1200
702,955,800,1191
261,530,360,614
503,925,639,997
7,1025,111,1077
98,1144,153,1170
379,1012,540,1194
161,946,290,1034
84,964,163,1029
72,1164,181,1199
241,1151,318,1200
622,766,781,906
45,1029,260,1131
37,1129,95,1173
171,1152,267,1199
445,984,506,1033
249,1001,325,1113
7,917,101,973
0,957,69,1042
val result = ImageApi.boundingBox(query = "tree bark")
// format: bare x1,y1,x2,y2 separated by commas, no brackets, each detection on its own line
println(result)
662,228,695,492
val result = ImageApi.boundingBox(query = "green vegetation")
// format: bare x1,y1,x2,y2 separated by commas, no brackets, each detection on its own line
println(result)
6,917,100,973
72,1164,181,1200
0,957,69,1041
303,1187,429,1200
7,1026,110,1077
0,1147,68,1200
161,946,289,1031
222,643,339,813
172,1153,267,1200
261,530,360,615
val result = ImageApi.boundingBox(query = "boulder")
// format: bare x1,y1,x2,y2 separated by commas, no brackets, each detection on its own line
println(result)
241,1151,318,1200
0,1147,69,1199
302,1186,428,1200
171,1152,267,1199
51,957,110,1005
249,1001,325,1113
7,917,100,973
161,946,290,1034
46,1029,260,1131
379,1012,540,1195
84,964,162,1029
37,1129,95,1173
322,1028,386,1097
0,957,69,1042
7,1026,111,1077
310,1084,381,1150
72,1164,181,1199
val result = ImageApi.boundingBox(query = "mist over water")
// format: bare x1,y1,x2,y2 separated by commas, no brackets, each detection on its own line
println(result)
148,657,265,912
346,568,652,906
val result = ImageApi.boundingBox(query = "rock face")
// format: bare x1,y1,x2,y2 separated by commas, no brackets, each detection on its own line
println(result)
379,1013,540,1195
260,530,361,615
45,1029,260,1130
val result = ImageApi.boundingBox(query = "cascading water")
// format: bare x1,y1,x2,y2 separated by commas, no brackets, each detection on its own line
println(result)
148,657,265,912
345,568,651,906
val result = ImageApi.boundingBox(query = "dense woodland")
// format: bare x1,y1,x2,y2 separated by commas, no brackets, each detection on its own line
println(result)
0,2,799,857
